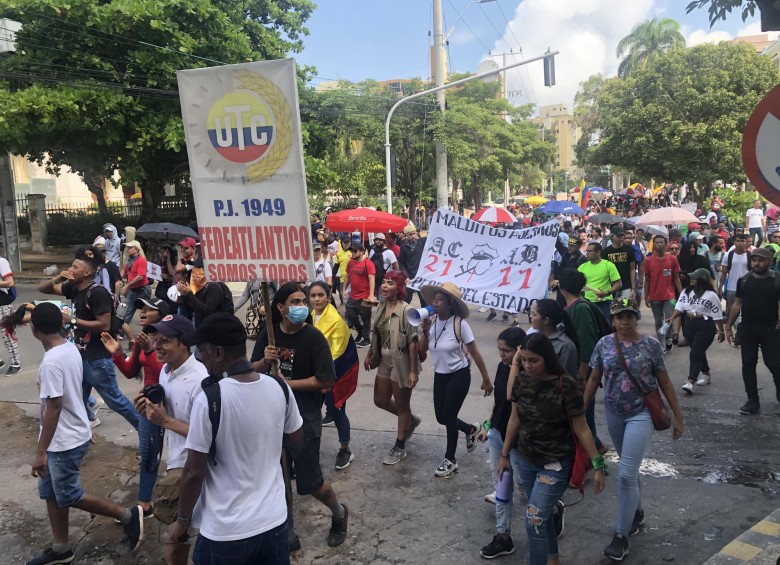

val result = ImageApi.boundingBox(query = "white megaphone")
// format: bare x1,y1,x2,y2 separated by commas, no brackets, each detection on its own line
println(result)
407,305,435,326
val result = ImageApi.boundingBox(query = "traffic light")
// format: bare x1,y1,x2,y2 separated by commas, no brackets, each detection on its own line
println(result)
757,0,780,31
543,51,556,87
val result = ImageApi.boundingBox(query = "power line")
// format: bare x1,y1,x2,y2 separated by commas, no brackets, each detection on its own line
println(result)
446,0,492,53
496,2,524,51
478,4,514,52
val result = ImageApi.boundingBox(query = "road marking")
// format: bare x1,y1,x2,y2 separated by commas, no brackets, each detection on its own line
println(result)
720,540,761,560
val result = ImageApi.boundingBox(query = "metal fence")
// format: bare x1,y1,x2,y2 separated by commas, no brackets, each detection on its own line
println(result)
14,196,193,221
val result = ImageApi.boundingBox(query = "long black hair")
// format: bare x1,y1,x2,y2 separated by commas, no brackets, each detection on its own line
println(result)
533,298,580,354
522,333,566,376
498,326,526,349
270,282,306,325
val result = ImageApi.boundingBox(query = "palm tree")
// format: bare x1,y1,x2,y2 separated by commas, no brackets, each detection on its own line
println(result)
616,18,686,78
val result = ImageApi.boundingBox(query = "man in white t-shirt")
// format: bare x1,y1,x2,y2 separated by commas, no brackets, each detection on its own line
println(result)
140,314,208,565
0,255,20,374
27,303,143,565
720,234,751,343
745,199,766,247
169,314,304,563
313,244,333,285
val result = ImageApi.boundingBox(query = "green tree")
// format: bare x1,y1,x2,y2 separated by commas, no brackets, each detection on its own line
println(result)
685,0,759,26
616,18,686,79
589,42,780,203
0,0,313,220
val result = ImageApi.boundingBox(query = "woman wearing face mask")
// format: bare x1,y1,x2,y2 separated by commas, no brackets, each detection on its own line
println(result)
308,281,357,471
250,283,349,550
177,259,221,329
364,271,422,465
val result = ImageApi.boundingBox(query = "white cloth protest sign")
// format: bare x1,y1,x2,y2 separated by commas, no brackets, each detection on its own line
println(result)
408,208,558,313
177,59,314,282
146,261,162,282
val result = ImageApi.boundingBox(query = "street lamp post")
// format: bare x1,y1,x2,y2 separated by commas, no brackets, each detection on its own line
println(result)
385,51,559,213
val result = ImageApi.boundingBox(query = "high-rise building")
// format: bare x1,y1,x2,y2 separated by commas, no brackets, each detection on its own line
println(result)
532,104,582,174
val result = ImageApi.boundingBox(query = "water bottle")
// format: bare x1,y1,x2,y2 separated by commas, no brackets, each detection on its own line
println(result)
495,468,514,504
658,321,671,340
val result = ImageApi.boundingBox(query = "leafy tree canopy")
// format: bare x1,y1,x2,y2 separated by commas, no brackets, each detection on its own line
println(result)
0,0,314,218
685,0,759,26
587,41,780,202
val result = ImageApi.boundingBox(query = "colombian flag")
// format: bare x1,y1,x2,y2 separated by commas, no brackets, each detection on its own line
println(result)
577,179,592,209
315,303,359,408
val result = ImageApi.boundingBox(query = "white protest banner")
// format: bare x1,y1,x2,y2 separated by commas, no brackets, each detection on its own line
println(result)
146,261,162,282
177,59,314,282
409,208,558,313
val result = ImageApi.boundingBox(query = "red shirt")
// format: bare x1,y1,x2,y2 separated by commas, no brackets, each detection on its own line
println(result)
387,241,401,258
644,254,680,301
127,255,149,289
347,257,375,300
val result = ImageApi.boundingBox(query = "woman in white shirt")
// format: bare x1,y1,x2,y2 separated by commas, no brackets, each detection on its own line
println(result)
419,282,493,477
669,268,725,394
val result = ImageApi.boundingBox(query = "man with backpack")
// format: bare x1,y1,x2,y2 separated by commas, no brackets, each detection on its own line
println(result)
141,314,208,564
644,235,682,351
37,251,139,430
559,268,609,456
369,233,398,299
725,247,780,415
171,313,303,564
719,234,751,345
0,252,21,374
177,259,233,329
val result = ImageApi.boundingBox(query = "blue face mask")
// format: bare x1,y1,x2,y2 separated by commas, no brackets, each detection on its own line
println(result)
287,305,309,324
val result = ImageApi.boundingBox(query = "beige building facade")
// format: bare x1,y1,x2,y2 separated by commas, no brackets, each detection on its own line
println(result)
533,104,582,174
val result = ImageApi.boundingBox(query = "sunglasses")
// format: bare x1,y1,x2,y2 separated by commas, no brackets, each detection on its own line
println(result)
669,247,680,251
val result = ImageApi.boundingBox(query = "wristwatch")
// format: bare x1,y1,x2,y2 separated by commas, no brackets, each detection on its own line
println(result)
70,317,77,327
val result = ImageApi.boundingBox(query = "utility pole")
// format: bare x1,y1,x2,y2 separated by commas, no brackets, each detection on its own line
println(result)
0,154,21,272
432,0,449,211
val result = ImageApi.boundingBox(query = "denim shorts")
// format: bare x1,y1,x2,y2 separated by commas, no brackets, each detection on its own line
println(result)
38,441,90,508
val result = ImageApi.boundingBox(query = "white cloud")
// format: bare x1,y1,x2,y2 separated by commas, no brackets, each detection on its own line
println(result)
687,29,733,46
737,20,779,40
491,0,655,110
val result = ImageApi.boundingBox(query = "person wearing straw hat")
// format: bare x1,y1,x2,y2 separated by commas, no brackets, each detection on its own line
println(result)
419,282,493,477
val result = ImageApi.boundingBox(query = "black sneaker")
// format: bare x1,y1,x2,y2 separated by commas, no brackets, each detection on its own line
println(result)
123,505,144,551
739,399,760,415
6,364,21,376
486,311,497,322
355,338,370,348
480,534,515,559
26,548,75,565
327,504,348,547
335,448,354,470
322,413,335,427
501,314,509,323
629,509,645,536
553,500,565,539
603,533,629,561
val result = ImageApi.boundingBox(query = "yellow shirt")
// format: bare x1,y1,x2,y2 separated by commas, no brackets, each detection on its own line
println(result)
336,243,352,279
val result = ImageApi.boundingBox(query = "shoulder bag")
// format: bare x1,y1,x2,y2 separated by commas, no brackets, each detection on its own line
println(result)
615,340,671,431
560,374,590,498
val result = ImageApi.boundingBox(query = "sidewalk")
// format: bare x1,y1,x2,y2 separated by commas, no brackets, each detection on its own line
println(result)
17,249,77,283
704,509,780,564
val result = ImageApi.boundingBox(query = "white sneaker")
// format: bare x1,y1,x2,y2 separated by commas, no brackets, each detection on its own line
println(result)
478,307,488,313
696,374,711,386
92,397,105,414
434,458,458,477
90,417,101,428
484,491,496,504
681,382,694,395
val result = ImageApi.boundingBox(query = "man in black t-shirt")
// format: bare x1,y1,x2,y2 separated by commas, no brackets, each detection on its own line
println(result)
37,253,139,429
601,229,636,301
726,247,780,415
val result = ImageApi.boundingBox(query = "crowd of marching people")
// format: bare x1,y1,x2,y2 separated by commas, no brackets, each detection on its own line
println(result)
2,191,780,565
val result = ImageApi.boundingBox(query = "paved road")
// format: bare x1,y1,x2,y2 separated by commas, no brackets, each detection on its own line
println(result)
0,282,778,564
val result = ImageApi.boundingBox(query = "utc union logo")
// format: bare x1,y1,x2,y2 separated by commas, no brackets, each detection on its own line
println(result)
204,70,292,183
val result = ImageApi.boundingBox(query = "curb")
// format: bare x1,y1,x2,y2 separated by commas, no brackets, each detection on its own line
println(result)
704,509,780,564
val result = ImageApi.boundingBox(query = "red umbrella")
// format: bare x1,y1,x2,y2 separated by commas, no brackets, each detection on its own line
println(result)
325,207,409,235
472,206,516,224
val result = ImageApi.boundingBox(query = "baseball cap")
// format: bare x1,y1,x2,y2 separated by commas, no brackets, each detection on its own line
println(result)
179,237,197,248
126,240,142,251
568,236,580,246
403,224,418,235
689,268,711,282
313,243,322,251
752,247,774,260
612,228,625,236
146,314,194,337
610,297,641,318
687,222,699,231
689,231,703,240
182,313,247,347
135,296,170,317
374,233,386,241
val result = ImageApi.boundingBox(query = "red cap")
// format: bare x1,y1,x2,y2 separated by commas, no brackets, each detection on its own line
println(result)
179,237,196,248
687,222,699,231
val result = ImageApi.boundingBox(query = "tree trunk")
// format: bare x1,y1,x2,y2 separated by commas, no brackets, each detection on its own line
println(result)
84,176,108,215
140,179,162,223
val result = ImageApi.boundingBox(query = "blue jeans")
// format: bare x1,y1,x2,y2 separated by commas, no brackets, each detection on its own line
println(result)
193,521,289,565
323,392,350,444
38,441,90,508
487,428,524,535
594,300,612,321
585,395,604,451
124,285,151,324
138,415,163,503
749,226,764,247
517,454,572,565
605,408,653,536
82,358,140,429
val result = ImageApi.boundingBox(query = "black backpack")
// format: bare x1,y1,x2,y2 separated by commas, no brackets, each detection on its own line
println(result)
84,282,123,336
370,250,387,287
572,299,613,339
201,372,289,466
210,282,235,314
